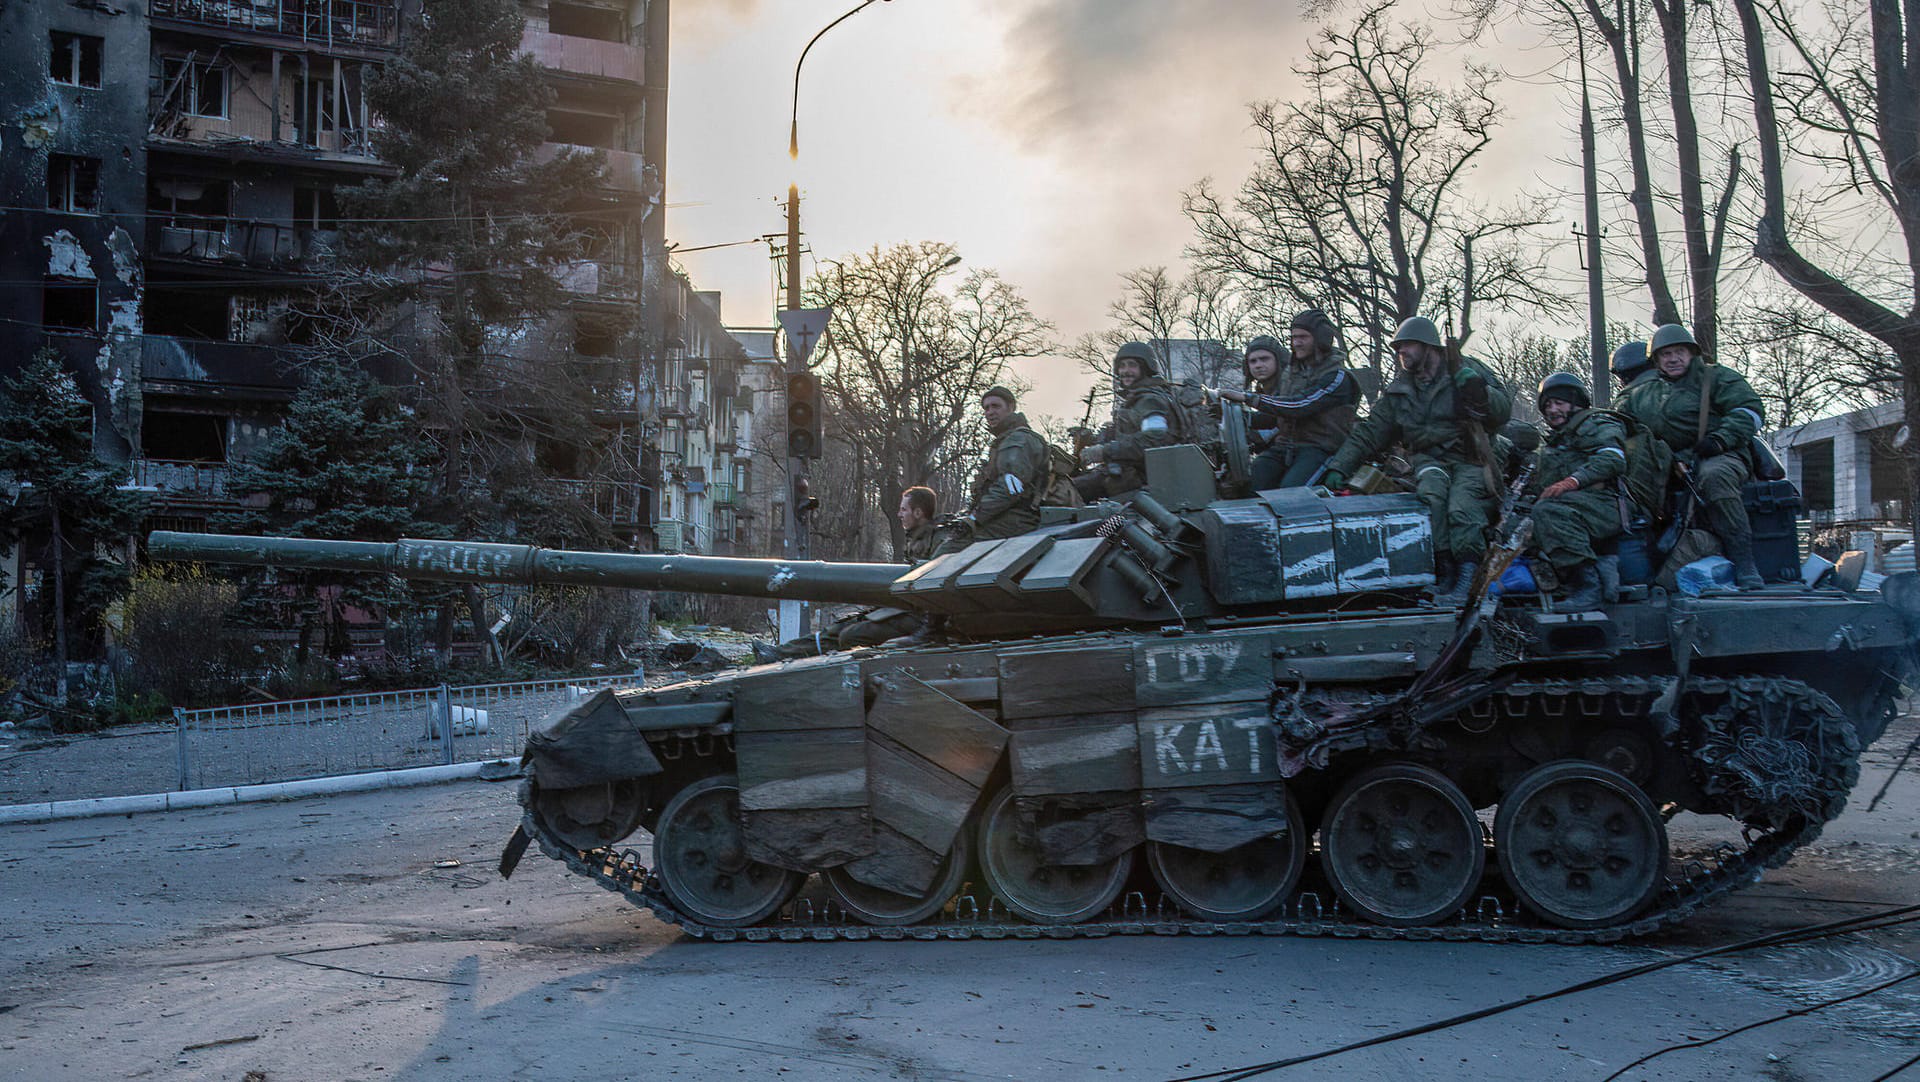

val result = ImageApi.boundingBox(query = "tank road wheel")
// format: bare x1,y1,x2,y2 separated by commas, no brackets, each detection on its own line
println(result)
1495,761,1668,930
1219,402,1254,491
651,775,802,928
1319,763,1485,928
1146,791,1308,922
977,789,1133,925
533,779,647,851
823,826,976,927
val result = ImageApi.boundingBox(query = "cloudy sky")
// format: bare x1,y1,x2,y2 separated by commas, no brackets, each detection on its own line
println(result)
665,0,1583,418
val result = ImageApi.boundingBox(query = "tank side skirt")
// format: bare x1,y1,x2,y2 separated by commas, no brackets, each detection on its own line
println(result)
516,674,1847,943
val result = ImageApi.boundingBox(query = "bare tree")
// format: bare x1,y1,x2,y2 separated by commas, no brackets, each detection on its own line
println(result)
1185,0,1568,379
1071,267,1257,390
1723,300,1898,427
807,243,1053,558
1730,0,1920,532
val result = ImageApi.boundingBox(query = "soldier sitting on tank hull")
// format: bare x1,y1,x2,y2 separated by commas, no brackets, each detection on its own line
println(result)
1216,312,1360,490
1620,323,1768,590
1317,316,1512,605
934,386,1052,557
1526,373,1625,613
1071,341,1182,502
754,486,940,661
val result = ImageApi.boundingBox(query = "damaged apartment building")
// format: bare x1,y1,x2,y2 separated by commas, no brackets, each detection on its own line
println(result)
0,0,755,626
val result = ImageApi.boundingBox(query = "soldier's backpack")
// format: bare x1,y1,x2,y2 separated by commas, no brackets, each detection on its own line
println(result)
1169,379,1220,447
1592,408,1673,520
1040,440,1084,507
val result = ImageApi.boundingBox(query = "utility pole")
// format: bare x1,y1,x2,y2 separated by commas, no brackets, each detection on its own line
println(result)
1561,2,1610,404
784,182,807,564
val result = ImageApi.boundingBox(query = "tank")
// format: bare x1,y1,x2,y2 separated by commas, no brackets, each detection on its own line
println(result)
147,440,1920,943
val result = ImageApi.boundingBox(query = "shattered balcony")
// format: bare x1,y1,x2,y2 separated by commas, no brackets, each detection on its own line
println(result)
147,218,339,269
150,0,401,50
522,28,644,85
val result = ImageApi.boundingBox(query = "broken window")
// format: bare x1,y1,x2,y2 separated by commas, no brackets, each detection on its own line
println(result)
574,320,618,357
143,287,231,340
47,155,101,213
149,175,231,226
293,75,336,145
293,186,340,230
141,411,227,462
50,32,102,88
43,280,97,331
160,56,228,118
546,109,622,149
548,1,626,42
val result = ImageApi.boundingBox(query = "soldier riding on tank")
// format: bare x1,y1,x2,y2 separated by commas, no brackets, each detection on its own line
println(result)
1216,311,1360,490
1621,323,1769,590
1318,316,1512,605
935,386,1050,557
1072,341,1182,501
1526,372,1626,614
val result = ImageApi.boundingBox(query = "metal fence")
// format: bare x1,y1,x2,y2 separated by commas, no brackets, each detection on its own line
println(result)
172,673,643,791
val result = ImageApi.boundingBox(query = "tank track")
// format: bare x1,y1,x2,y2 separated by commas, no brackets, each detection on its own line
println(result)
516,675,1848,945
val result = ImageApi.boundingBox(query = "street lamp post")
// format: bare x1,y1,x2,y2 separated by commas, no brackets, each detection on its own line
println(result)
776,0,891,642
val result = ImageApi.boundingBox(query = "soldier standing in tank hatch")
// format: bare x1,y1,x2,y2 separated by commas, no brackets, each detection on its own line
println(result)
1526,373,1626,613
1216,310,1360,490
1318,316,1512,605
1071,341,1182,501
754,485,939,661
935,386,1050,557
1619,323,1768,590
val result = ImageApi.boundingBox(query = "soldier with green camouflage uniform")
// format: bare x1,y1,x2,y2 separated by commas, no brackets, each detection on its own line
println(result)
966,386,1049,540
1320,316,1513,604
1527,373,1626,613
1073,341,1182,501
1620,323,1768,590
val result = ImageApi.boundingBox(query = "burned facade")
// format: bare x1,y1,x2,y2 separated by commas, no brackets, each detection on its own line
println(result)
0,0,733,561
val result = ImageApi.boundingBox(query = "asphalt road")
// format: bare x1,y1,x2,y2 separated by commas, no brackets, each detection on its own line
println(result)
3,722,1918,1082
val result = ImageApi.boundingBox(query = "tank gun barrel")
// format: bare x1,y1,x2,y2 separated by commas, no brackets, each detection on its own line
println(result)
147,532,905,606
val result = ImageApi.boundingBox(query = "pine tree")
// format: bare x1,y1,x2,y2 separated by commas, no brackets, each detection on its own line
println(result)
0,353,148,697
218,362,440,658
334,0,619,548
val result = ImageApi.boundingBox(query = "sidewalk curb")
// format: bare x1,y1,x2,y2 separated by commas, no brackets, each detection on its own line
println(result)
0,760,520,826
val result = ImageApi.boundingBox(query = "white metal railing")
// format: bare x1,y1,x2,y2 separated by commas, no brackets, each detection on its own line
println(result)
172,672,643,790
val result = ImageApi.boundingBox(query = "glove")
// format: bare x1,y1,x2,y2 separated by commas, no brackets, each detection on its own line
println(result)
1454,376,1489,421
1692,435,1724,459
1452,367,1483,389
1540,477,1580,500
1319,470,1347,491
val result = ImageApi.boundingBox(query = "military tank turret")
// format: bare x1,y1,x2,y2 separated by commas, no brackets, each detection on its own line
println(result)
149,441,1920,942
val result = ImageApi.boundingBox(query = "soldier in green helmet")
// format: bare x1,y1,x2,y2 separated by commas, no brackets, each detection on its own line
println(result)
1072,341,1183,501
1526,372,1626,613
1319,316,1512,604
1619,323,1768,590
1610,340,1654,391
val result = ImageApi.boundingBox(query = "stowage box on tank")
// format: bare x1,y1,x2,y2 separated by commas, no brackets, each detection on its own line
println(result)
149,432,1920,942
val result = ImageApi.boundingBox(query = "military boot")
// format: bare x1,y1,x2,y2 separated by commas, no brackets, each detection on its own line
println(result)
1710,499,1767,591
1437,561,1480,606
1428,554,1456,599
1559,562,1603,614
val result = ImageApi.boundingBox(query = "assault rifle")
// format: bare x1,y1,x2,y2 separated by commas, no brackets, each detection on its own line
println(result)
1408,461,1537,698
1444,336,1503,492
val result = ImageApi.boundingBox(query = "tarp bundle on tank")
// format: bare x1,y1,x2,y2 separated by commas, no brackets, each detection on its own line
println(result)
1205,490,1434,605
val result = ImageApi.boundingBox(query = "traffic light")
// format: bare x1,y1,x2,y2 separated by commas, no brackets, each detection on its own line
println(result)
786,372,822,458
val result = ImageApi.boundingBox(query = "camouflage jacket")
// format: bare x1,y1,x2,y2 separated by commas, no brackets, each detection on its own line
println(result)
971,412,1048,530
1324,356,1513,476
1246,347,1359,455
900,521,937,564
1618,358,1765,460
1525,408,1627,495
1095,377,1181,467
